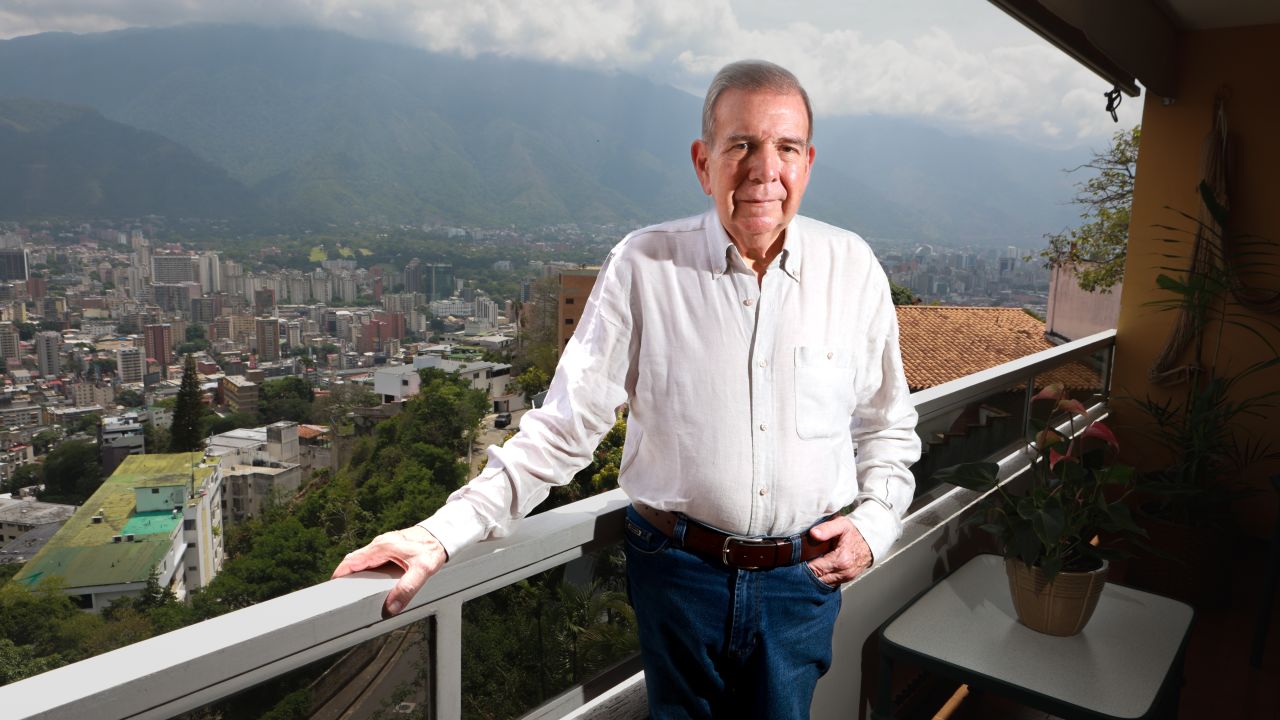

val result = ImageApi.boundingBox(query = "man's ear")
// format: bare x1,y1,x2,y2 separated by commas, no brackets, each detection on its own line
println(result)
691,139,713,195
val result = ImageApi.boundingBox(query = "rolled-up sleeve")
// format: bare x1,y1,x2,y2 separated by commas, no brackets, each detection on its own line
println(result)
847,277,920,565
420,250,635,559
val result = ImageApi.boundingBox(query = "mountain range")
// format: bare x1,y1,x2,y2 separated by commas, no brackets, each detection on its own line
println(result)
0,24,1088,244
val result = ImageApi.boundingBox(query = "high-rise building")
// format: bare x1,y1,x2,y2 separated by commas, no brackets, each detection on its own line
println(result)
35,331,61,377
144,324,174,379
190,297,219,326
198,252,222,294
0,321,18,364
424,263,455,301
0,248,29,282
151,255,198,284
256,317,281,361
117,347,144,384
558,268,600,351
254,288,276,317
285,320,302,350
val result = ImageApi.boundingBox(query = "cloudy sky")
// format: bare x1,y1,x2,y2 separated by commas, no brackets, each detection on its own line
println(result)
0,0,1142,148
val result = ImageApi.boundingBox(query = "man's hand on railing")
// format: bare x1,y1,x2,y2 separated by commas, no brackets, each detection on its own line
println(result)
332,525,448,617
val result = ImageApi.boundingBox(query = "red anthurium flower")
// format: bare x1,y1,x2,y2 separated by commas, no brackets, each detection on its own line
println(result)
1082,421,1120,450
1049,447,1071,470
1032,383,1065,402
1057,398,1088,416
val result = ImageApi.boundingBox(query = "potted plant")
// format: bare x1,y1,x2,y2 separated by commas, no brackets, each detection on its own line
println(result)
936,384,1143,636
1127,182,1280,604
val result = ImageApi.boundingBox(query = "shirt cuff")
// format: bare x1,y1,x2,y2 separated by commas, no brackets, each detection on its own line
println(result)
418,500,488,561
848,499,900,567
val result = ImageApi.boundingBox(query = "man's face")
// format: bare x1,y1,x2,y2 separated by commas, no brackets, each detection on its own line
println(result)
692,88,815,248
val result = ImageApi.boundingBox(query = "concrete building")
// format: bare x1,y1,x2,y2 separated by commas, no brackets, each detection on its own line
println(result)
0,497,75,545
0,247,29,282
197,252,221,294
0,321,18,365
205,422,302,523
151,255,198,284
558,267,600,351
255,317,281,361
34,330,61,377
220,375,259,416
12,452,225,609
412,355,519,412
117,347,144,384
144,324,174,380
100,413,147,473
373,364,420,403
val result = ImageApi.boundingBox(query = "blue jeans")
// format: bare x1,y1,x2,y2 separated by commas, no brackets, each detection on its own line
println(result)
623,506,842,719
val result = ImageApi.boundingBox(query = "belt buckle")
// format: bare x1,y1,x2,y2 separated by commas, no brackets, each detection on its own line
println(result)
721,535,777,570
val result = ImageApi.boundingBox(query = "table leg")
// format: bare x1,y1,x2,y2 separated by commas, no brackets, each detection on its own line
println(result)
872,655,895,720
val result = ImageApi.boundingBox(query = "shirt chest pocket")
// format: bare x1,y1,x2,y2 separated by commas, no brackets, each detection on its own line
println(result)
793,346,856,440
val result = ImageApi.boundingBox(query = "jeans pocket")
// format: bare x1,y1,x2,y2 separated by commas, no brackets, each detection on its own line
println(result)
801,560,841,593
623,512,670,555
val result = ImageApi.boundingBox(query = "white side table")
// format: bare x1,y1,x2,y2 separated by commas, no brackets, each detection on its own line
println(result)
874,554,1194,719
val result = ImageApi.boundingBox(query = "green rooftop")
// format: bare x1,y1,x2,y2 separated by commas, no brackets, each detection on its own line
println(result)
122,511,182,537
12,453,215,591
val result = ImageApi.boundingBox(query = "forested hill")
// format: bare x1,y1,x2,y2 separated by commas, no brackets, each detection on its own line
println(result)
0,97,256,220
0,24,1086,243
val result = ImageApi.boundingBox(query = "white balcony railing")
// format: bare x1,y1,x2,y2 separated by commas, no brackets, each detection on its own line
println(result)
0,330,1117,720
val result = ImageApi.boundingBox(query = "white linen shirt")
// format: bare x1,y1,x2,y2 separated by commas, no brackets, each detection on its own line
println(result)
421,210,921,564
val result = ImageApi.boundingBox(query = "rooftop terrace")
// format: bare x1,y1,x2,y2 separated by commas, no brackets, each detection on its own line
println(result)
12,452,209,590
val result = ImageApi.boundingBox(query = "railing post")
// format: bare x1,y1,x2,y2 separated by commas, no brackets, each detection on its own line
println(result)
1022,373,1036,441
433,600,464,720
1100,343,1115,400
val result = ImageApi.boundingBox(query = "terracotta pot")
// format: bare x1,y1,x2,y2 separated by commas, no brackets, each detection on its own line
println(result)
1004,557,1108,636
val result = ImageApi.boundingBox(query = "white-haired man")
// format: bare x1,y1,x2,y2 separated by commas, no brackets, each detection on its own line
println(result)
335,60,920,719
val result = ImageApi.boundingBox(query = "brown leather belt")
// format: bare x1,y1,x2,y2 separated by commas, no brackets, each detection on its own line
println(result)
632,503,834,571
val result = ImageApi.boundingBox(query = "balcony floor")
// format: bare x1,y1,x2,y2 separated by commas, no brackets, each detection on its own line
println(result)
912,538,1280,720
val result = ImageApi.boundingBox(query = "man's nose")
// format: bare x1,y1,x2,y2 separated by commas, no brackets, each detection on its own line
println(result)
746,148,780,183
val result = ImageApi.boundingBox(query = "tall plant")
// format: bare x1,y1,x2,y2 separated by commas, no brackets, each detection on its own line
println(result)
1137,182,1280,525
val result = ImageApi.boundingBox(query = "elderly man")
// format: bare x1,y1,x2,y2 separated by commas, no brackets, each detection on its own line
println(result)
334,60,920,719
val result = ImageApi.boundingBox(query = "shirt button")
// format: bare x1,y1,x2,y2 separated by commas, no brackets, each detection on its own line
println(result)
759,487,768,496
743,298,755,307
758,359,767,368
759,423,767,431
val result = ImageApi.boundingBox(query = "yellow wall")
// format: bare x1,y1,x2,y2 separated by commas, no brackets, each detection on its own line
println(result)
1114,24,1280,537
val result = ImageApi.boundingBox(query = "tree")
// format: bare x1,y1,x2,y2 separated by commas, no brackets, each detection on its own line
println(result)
889,280,918,306
116,388,145,408
4,463,42,496
1040,125,1139,293
170,354,205,452
37,440,101,504
259,377,314,424
511,365,550,400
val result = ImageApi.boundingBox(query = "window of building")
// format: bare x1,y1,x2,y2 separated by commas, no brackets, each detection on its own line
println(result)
565,297,575,304
564,318,574,325
183,519,196,530
151,488,160,494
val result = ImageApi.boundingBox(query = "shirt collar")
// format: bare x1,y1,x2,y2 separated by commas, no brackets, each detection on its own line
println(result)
704,210,803,283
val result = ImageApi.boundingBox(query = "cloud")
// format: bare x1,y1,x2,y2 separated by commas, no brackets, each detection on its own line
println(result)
0,0,1142,146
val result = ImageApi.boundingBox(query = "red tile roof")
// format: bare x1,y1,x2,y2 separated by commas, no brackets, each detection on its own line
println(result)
896,306,1100,392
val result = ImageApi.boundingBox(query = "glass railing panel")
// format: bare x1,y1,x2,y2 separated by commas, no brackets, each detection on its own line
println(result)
912,378,1032,498
174,617,434,720
461,540,637,720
